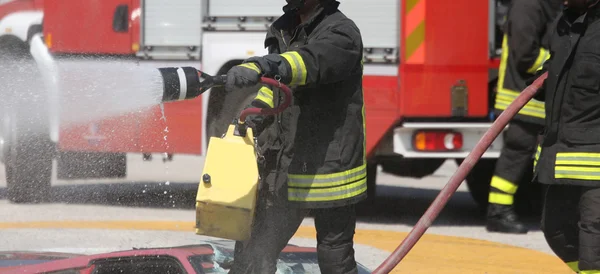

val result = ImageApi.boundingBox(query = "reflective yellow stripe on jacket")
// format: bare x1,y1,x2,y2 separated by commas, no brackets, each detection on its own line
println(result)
288,164,368,202
527,47,550,74
555,152,600,180
280,51,307,86
253,86,275,108
494,35,547,119
534,145,541,171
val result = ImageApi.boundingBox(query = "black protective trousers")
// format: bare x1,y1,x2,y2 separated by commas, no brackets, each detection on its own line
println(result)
541,184,600,272
489,120,542,206
228,170,359,274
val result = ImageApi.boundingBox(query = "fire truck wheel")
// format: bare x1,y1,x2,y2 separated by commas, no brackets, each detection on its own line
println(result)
458,158,496,212
365,162,378,203
55,151,127,180
457,158,542,216
2,46,54,204
4,109,54,204
379,157,445,178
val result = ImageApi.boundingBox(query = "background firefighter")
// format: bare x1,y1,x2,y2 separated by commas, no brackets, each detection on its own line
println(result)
488,0,563,234
222,0,366,273
532,0,600,272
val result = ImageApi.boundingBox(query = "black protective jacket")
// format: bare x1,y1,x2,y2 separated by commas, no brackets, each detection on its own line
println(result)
244,1,367,208
494,0,563,125
533,4,600,187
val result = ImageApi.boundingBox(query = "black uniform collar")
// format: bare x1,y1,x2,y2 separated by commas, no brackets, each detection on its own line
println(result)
561,2,600,25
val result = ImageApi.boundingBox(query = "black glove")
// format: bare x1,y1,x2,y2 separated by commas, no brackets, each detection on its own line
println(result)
225,63,262,91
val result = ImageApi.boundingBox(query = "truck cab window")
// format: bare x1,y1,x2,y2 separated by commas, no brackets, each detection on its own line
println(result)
113,4,129,33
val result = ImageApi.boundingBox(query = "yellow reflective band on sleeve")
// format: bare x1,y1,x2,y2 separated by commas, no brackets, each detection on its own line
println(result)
288,177,367,202
566,261,580,272
495,88,545,119
555,153,600,180
289,164,367,188
254,86,274,108
526,47,550,74
580,271,600,274
488,192,514,205
280,51,307,86
239,63,261,74
490,176,518,195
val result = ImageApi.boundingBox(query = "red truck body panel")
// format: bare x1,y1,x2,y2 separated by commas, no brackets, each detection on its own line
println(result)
399,0,492,118
42,0,136,54
363,75,400,155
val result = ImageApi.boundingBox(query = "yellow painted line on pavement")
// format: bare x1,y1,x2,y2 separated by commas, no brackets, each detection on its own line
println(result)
0,220,572,274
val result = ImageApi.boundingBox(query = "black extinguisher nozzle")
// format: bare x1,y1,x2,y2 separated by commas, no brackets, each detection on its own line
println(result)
158,67,203,102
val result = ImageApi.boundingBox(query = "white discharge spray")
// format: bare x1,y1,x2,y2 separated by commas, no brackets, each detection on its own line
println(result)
0,34,209,148
0,34,168,140
54,59,165,125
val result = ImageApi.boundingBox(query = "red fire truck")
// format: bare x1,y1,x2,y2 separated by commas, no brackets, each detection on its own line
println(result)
0,0,540,211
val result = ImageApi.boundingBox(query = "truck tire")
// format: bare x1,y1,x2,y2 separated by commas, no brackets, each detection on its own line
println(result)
456,158,542,215
4,108,54,204
366,162,377,202
457,158,497,212
380,157,445,178
56,151,127,180
1,42,54,204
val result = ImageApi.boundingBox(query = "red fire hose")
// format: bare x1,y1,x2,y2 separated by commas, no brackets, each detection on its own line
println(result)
371,72,548,274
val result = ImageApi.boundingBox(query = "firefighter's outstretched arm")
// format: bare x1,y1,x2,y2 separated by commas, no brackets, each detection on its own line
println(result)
243,22,362,87
508,0,550,74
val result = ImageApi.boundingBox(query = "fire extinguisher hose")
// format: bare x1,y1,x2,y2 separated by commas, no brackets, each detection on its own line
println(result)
371,72,549,274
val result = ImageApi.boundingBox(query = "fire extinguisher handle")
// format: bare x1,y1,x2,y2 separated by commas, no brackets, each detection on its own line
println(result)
212,75,228,86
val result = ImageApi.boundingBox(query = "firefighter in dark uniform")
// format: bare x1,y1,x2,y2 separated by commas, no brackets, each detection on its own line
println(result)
223,0,366,273
488,0,563,234
532,0,600,272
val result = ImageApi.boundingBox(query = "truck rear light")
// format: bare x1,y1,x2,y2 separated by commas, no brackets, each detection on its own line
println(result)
413,131,463,151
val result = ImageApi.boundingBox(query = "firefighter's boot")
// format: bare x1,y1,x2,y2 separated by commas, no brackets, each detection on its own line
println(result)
486,204,528,234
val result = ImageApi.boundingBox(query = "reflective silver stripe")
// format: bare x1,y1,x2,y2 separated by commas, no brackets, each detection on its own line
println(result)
494,100,545,118
289,54,304,86
280,52,306,86
288,166,367,187
555,153,600,180
288,178,367,202
258,89,272,99
555,169,600,176
177,67,187,100
557,157,600,162
495,89,544,108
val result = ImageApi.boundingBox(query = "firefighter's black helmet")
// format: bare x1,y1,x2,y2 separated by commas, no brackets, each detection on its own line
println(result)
284,0,306,13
